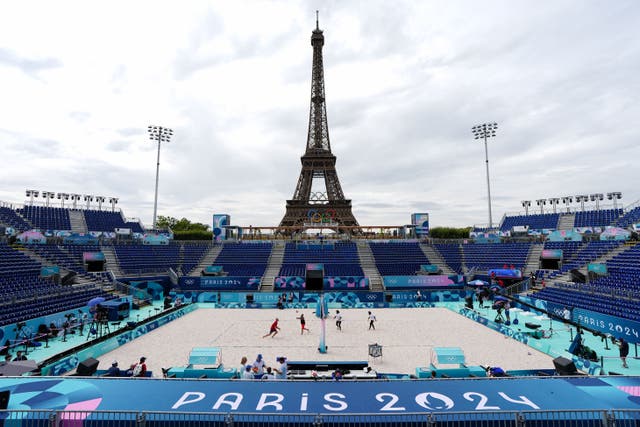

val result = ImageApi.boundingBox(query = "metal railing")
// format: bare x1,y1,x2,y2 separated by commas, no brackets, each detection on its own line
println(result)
0,409,637,426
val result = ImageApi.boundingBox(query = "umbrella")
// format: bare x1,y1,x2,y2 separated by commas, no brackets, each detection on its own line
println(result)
468,279,488,286
87,297,106,307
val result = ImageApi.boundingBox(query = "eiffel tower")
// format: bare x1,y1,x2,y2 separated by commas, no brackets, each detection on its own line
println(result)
279,13,359,231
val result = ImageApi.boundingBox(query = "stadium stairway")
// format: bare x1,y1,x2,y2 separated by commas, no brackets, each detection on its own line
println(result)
101,246,123,277
574,242,632,279
356,242,383,291
420,244,454,275
68,209,88,233
557,213,575,230
260,241,285,291
523,242,544,276
188,244,223,276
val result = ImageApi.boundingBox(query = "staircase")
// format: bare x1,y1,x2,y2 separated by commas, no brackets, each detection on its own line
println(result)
189,244,223,276
459,244,468,273
557,213,575,231
101,246,123,277
523,242,543,276
419,244,455,275
68,210,88,233
356,241,383,291
573,242,630,278
260,242,285,292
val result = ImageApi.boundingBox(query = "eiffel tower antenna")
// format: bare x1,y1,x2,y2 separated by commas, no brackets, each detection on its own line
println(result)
279,15,359,232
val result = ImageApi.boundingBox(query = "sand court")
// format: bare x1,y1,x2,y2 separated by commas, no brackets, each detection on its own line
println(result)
98,307,556,376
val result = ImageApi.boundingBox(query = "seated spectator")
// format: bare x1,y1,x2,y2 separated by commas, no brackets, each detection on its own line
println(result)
487,366,506,377
128,357,147,377
106,361,121,377
331,368,343,381
241,365,254,380
262,367,276,380
13,351,27,361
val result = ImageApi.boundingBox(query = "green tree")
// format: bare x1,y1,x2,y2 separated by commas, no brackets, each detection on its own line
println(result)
429,227,472,239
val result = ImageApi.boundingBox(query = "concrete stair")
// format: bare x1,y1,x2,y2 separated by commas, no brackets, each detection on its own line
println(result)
356,241,383,291
557,213,575,231
420,244,455,275
68,210,88,233
101,246,123,277
261,242,285,291
523,243,544,276
189,245,223,276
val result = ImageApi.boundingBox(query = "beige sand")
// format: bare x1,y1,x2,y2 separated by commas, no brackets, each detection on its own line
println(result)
99,307,554,376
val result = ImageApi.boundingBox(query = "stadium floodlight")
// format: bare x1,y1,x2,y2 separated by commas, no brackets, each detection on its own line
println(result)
521,200,531,216
26,190,39,206
70,194,82,209
590,193,604,211
561,196,573,213
42,191,55,207
548,197,560,214
108,197,119,212
148,125,173,230
95,196,106,211
57,193,70,208
535,199,547,215
471,122,498,229
575,195,589,211
607,192,622,210
83,194,94,210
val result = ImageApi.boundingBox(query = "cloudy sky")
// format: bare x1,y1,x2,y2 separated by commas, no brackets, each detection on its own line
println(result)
1,1,638,229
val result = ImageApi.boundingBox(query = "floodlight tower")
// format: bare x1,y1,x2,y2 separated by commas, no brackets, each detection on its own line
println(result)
84,195,94,210
26,190,39,206
535,199,547,215
148,125,173,230
57,193,69,208
590,193,603,211
575,195,589,211
109,197,119,212
607,192,622,210
561,196,573,213
70,194,82,209
471,122,498,229
96,196,106,211
521,200,531,216
548,197,560,214
42,191,55,207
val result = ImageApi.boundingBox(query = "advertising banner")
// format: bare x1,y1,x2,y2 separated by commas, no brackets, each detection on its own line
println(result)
83,252,105,262
179,276,261,291
1,376,640,414
212,214,230,242
587,263,608,275
274,276,369,290
541,249,563,259
488,269,522,279
40,266,60,277
411,213,429,236
573,308,640,344
383,275,464,289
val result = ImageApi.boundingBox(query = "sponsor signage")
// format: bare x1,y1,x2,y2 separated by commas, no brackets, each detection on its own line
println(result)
179,276,261,290
383,275,464,289
1,376,640,414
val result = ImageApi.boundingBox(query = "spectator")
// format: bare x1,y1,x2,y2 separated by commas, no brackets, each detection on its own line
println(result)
13,351,27,361
616,337,630,369
274,357,287,380
252,354,265,376
106,361,121,377
131,357,147,377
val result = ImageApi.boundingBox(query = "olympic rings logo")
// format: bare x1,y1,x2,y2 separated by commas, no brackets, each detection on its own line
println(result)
307,209,337,223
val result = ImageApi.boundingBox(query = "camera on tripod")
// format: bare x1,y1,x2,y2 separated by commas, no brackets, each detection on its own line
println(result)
96,305,109,323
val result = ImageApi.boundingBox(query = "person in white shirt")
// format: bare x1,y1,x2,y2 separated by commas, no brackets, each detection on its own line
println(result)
334,310,343,331
274,357,287,380
252,354,265,376
241,365,254,380
368,311,377,330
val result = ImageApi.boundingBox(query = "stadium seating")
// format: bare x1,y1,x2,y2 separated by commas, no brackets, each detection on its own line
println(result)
113,244,181,275
17,206,71,231
500,213,559,231
369,242,429,276
214,243,273,277
0,206,32,231
546,241,622,279
181,243,213,275
573,208,623,227
279,242,362,277
461,242,531,272
532,286,640,322
616,206,640,228
433,243,463,274
83,209,145,233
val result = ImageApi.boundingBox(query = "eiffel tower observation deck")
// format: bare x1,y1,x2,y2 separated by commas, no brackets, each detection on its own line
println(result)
279,13,360,233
